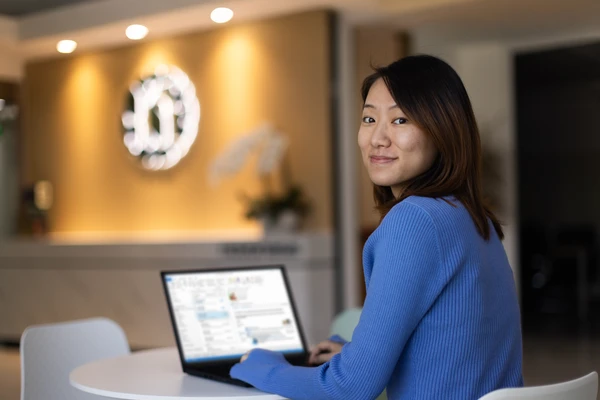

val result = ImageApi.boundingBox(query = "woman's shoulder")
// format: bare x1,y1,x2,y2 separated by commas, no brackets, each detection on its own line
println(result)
385,195,470,233
389,195,461,217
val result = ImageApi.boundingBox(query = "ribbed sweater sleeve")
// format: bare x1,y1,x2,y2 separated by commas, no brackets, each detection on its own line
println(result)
230,202,448,400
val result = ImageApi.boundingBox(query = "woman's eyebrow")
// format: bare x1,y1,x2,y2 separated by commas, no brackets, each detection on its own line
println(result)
363,104,399,110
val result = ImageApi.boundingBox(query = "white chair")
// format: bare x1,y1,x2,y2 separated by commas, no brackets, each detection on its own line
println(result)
20,317,130,400
479,372,598,400
330,307,362,342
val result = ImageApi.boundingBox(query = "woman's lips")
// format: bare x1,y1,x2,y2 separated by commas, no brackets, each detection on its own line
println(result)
370,156,396,164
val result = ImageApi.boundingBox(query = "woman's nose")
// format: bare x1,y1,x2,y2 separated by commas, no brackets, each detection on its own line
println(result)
371,123,391,147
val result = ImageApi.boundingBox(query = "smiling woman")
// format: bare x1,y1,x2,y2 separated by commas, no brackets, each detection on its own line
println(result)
358,79,438,198
229,55,523,400
361,55,503,241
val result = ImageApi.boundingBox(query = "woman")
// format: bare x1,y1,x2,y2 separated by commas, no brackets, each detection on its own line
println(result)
230,55,523,399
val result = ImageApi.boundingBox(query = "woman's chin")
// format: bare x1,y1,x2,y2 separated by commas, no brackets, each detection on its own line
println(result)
371,180,396,188
368,174,398,187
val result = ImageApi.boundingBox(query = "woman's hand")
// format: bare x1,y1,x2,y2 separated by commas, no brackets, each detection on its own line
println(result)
308,340,344,365
240,351,251,362
231,349,291,390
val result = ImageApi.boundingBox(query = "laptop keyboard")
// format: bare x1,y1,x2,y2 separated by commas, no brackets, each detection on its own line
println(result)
189,369,253,388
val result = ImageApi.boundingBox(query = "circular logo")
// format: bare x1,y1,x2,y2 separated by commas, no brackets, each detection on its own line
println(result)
122,65,200,170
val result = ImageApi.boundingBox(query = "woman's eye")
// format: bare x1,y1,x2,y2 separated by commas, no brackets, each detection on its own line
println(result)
362,116,375,124
393,118,408,125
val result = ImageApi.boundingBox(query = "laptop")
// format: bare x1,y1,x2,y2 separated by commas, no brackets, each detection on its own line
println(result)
161,265,310,387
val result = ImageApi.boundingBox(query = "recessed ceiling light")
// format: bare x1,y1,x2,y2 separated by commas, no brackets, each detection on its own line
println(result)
210,7,233,24
57,40,77,54
126,24,149,40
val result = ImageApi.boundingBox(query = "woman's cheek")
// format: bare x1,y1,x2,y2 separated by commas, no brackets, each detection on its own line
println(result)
357,129,370,149
393,130,421,152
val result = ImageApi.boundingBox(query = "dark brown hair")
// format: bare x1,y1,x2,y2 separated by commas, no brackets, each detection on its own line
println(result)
361,54,503,240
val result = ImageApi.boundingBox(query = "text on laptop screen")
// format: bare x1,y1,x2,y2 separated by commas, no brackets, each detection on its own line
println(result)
164,269,304,362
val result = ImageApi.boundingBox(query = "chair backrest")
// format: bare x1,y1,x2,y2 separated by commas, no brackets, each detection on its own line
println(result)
330,307,362,342
478,372,598,400
330,308,389,400
20,317,130,400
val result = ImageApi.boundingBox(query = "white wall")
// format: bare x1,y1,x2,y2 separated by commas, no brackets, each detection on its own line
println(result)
0,44,23,81
411,21,600,297
455,44,519,288
0,15,23,81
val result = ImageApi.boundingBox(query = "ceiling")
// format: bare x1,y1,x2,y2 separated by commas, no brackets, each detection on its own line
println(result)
402,0,600,37
0,0,600,63
0,0,101,17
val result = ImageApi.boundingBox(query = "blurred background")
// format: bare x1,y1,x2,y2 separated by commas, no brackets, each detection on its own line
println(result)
2,0,600,398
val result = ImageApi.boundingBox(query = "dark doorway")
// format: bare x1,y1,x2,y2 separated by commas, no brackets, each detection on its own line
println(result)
516,41,600,333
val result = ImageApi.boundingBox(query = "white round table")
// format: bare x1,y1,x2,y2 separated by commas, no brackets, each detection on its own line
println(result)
69,347,287,399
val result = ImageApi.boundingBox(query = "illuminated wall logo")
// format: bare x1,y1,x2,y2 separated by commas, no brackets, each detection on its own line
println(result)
122,65,200,170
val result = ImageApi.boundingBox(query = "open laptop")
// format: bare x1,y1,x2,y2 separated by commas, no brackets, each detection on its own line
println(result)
161,265,310,387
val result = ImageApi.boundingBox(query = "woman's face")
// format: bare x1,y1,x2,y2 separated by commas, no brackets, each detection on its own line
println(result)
358,79,438,197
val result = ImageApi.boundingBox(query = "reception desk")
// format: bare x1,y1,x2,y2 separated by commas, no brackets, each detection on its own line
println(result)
0,233,334,348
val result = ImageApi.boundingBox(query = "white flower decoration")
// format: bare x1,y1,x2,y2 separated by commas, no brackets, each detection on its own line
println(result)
210,123,290,186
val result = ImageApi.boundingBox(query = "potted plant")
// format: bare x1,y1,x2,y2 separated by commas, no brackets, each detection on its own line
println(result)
211,123,311,233
241,184,310,233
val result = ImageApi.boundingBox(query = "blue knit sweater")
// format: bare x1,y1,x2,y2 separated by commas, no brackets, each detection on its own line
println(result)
231,196,523,399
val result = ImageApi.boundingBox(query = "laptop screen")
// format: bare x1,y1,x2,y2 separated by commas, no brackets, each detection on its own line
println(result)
163,268,305,363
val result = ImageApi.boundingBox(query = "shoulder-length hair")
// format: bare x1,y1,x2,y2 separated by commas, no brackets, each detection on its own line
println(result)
361,54,503,240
